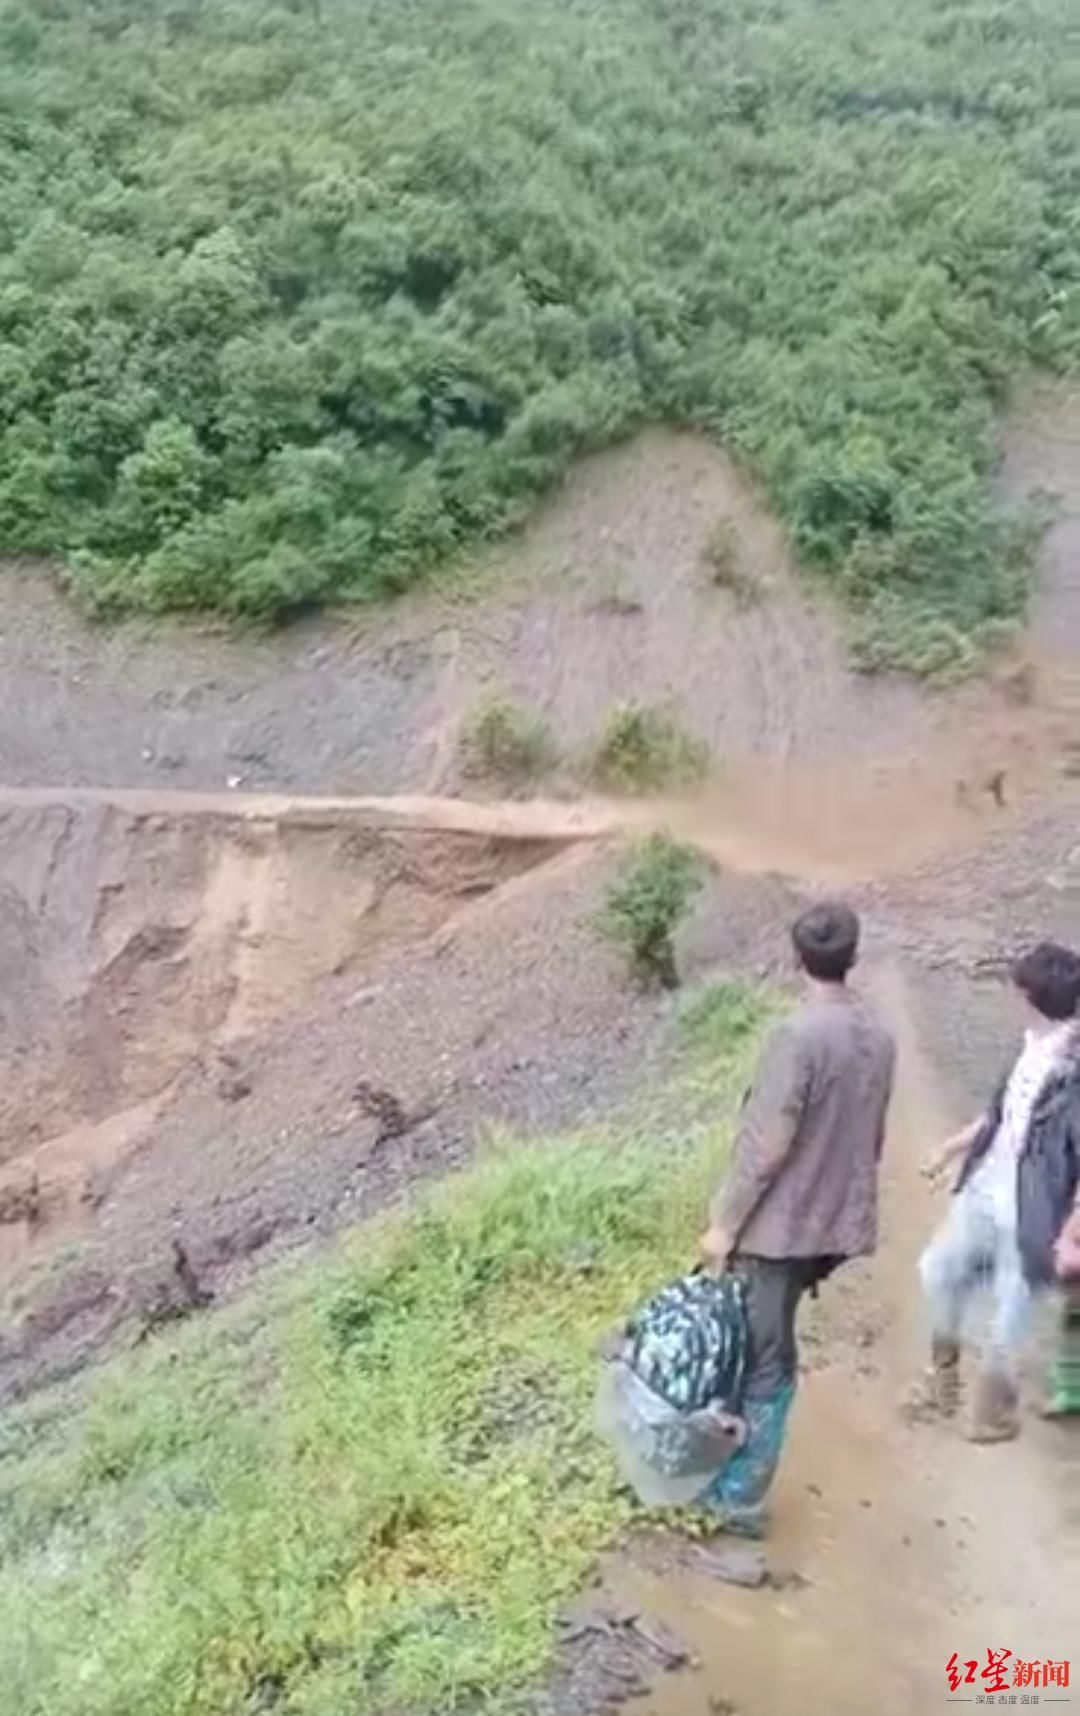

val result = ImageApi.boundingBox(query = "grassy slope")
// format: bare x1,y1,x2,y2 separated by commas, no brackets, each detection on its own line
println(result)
0,981,772,1716
0,0,1077,663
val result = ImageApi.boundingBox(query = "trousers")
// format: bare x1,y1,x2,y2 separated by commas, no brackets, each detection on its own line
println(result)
1048,1287,1080,1413
703,1253,838,1513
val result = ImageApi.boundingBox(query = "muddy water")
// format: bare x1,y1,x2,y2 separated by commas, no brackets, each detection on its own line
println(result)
613,968,1079,1716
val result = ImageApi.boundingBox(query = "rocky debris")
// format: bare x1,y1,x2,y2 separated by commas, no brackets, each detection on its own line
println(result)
13,1266,122,1356
80,1168,113,1212
207,1045,257,1105
555,1600,693,1669
556,1599,640,1644
632,1529,809,1595
0,1172,42,1227
586,590,645,618
997,661,1037,706
1047,842,1080,889
630,1614,694,1671
217,1070,253,1104
135,1240,213,1341
551,1596,695,1712
352,1080,436,1146
208,1214,281,1265
691,1542,771,1590
952,769,1008,810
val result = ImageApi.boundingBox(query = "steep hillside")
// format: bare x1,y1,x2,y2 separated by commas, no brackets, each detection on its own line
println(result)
1,0,1077,664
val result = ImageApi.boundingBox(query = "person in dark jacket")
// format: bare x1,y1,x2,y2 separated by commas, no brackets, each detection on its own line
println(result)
918,942,1080,1441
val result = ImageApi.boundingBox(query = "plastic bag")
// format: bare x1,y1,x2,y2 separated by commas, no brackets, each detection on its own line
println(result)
624,1268,749,1414
596,1353,747,1507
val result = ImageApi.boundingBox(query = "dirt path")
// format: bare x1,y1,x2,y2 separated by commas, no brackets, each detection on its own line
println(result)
616,963,1078,1716
0,784,619,835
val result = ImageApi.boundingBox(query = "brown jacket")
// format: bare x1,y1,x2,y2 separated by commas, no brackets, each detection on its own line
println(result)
713,987,895,1260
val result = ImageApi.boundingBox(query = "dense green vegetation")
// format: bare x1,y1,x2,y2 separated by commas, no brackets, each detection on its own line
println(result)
0,981,771,1716
0,0,1077,661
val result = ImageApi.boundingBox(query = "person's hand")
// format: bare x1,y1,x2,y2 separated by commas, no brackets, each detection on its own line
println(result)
700,1221,733,1272
920,1146,953,1187
1054,1209,1080,1281
921,1118,982,1187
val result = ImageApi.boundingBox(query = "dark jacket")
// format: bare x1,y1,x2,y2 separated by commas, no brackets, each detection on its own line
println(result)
714,988,895,1260
956,1039,1080,1287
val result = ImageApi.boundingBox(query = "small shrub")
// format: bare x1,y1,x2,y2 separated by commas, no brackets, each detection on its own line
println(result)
589,703,710,794
460,696,557,782
702,519,760,607
587,568,644,617
599,833,704,988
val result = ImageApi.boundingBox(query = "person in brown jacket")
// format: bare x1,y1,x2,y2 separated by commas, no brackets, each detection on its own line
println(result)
699,902,896,1535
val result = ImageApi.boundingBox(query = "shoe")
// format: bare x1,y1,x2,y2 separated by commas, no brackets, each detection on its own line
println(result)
1039,1393,1078,1420
902,1337,962,1423
966,1369,1020,1443
1039,1376,1080,1419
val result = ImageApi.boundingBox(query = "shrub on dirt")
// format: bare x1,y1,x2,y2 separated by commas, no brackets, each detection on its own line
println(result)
589,703,710,795
599,833,704,988
703,520,759,607
459,695,557,782
0,1015,764,1716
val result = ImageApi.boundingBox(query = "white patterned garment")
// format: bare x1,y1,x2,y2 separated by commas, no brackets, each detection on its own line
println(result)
971,1022,1075,1228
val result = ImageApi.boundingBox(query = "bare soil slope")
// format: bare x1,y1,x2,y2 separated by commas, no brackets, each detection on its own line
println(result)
0,431,934,796
1,404,1078,1425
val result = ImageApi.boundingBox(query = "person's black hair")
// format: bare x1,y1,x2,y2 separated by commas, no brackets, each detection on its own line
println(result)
792,901,860,983
1011,942,1080,1022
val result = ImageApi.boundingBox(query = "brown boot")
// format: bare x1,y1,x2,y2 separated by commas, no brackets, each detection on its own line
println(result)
903,1337,962,1423
966,1369,1020,1443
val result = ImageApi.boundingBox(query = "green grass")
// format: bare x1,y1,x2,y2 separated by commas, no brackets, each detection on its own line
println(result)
0,0,1074,661
0,980,771,1716
678,975,779,1057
